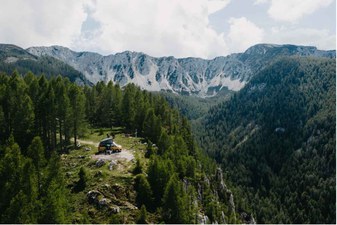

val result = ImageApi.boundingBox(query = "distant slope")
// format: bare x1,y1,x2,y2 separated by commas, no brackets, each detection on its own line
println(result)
158,88,233,120
0,44,90,84
196,56,336,223
27,44,335,97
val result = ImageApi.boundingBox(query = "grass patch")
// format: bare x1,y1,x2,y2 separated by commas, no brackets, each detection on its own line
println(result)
61,128,151,223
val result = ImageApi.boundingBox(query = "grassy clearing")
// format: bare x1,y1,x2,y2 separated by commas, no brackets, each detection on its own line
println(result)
61,127,150,223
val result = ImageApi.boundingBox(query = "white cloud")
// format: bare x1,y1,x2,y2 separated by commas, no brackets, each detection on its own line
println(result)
267,26,336,50
0,0,334,59
0,0,88,48
72,0,230,58
254,0,268,5
226,17,264,52
266,0,334,22
207,0,231,14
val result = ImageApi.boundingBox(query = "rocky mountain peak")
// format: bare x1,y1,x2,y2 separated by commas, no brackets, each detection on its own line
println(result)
26,44,335,97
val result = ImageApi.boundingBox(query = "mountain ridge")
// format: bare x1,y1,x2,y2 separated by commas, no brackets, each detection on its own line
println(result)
0,43,334,97
26,43,335,97
0,43,90,85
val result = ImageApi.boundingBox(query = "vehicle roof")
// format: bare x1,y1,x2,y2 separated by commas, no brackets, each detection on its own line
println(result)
100,138,113,142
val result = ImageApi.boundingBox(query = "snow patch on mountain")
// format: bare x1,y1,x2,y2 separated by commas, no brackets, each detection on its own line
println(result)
27,44,335,97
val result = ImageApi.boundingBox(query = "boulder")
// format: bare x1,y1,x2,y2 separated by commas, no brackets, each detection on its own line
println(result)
111,206,120,214
198,214,209,224
98,198,111,208
108,160,117,171
240,212,256,224
87,190,102,204
96,159,105,167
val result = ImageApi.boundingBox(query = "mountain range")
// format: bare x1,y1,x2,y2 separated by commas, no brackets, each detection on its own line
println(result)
0,43,335,97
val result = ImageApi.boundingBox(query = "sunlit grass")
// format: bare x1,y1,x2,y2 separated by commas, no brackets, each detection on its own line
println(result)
61,127,150,223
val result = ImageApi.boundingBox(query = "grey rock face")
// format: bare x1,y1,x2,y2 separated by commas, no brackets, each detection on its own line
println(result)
27,44,335,97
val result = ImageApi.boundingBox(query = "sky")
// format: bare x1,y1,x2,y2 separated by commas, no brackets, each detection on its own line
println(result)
0,0,335,59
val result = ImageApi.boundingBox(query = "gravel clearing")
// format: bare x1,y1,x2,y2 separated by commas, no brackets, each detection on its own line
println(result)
91,149,134,162
76,138,135,162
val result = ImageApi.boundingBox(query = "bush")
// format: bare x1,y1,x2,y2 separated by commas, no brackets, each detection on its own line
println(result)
75,167,88,192
133,158,143,175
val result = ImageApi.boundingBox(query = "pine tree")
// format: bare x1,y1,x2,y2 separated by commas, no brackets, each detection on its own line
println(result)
112,84,123,126
69,84,85,148
0,140,24,222
96,81,115,127
39,153,68,223
134,174,153,210
3,71,35,150
147,157,174,206
40,179,68,223
162,175,189,223
122,84,137,130
136,205,148,224
27,136,46,196
3,159,39,223
133,158,143,175
53,76,71,152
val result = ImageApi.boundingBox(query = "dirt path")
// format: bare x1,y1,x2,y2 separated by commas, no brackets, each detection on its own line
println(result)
77,139,99,146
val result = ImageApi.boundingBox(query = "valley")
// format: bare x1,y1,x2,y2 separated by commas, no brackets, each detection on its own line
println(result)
0,43,335,224
1,0,335,223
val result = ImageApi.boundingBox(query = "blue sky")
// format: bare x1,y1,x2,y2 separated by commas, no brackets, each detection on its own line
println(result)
0,0,335,58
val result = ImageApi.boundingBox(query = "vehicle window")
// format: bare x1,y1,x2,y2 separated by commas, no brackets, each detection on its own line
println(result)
101,139,113,145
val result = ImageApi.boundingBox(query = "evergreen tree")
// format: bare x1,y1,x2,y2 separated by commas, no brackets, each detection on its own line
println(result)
147,157,174,207
145,140,156,158
162,175,190,223
0,140,24,221
39,153,68,223
96,81,114,127
2,159,39,223
134,174,153,210
133,158,143,175
136,205,148,224
53,76,71,152
69,84,85,148
122,84,136,130
3,71,35,150
27,136,46,196
40,179,68,223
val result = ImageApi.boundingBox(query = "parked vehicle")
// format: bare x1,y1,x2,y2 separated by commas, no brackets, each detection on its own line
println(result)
98,138,122,154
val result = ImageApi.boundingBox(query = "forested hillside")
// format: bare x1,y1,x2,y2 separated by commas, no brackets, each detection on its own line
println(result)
0,44,89,85
0,71,248,223
158,89,232,120
196,57,336,223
